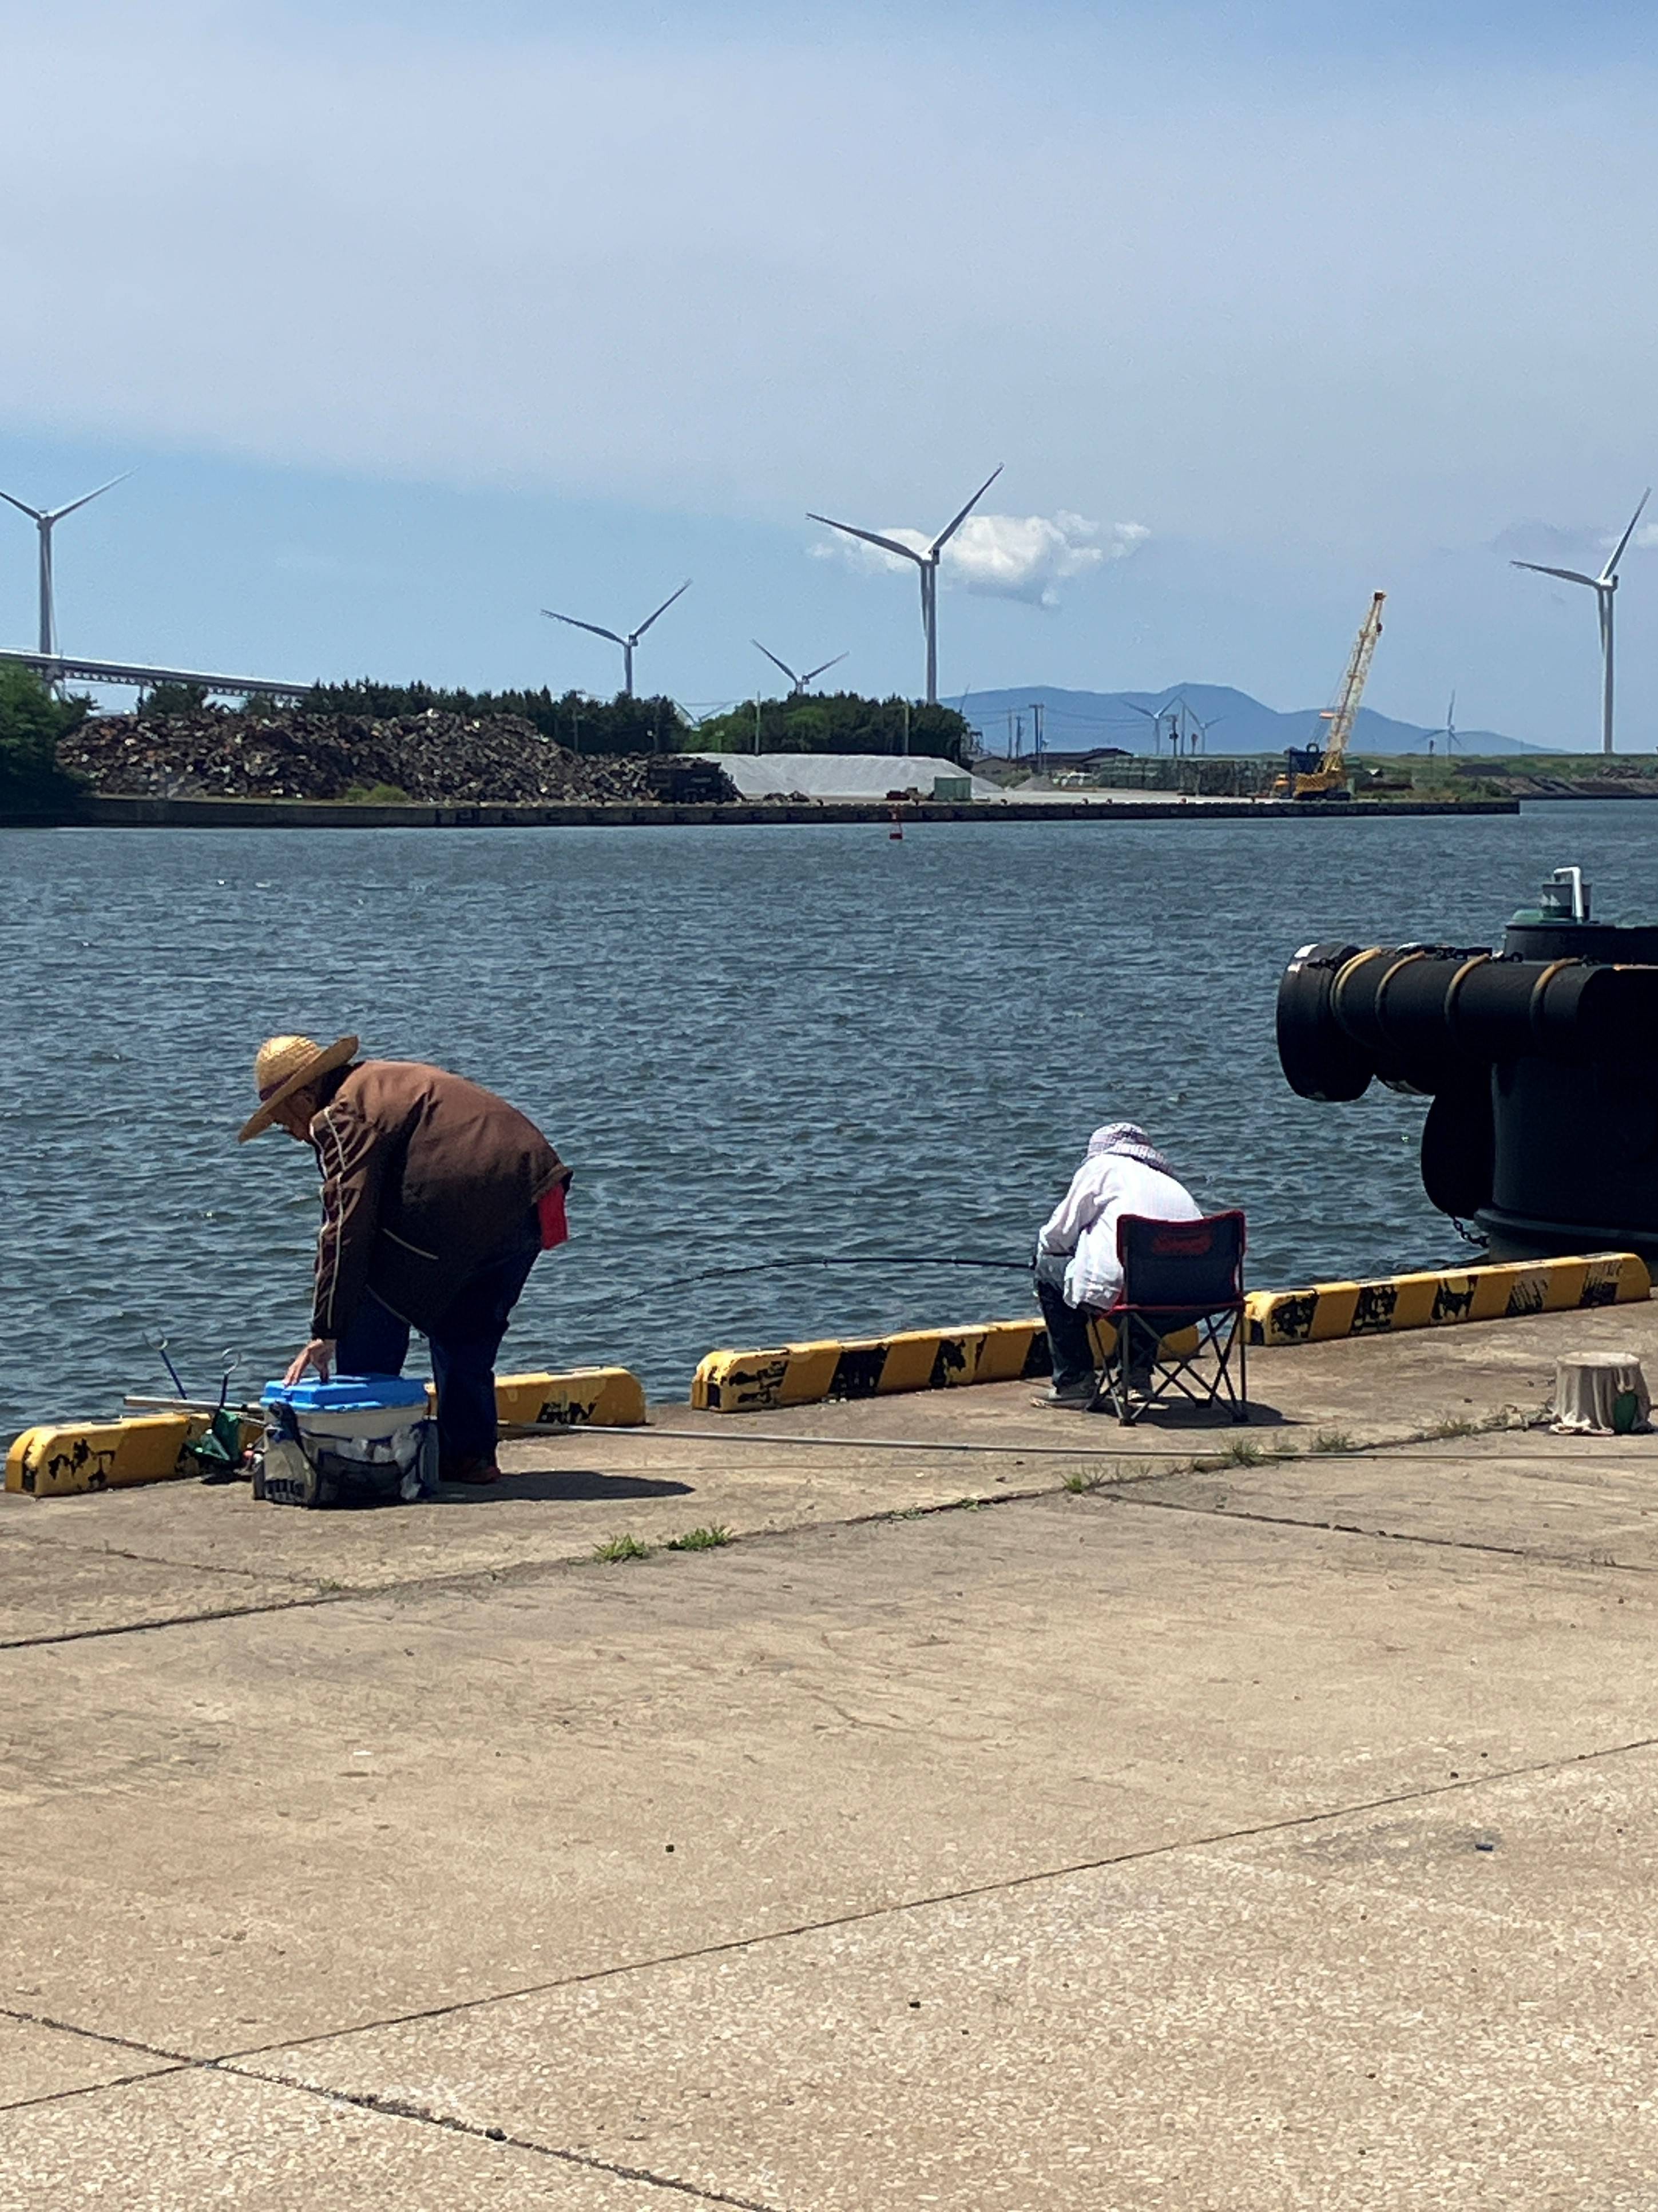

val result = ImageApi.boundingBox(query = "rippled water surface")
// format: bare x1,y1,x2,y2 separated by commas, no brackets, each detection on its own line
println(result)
4,806,1653,1433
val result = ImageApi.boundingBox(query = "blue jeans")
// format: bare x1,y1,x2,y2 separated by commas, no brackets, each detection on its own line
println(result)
336,1238,541,1464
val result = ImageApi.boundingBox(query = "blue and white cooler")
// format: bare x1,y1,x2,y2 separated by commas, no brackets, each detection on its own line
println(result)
256,1375,438,1508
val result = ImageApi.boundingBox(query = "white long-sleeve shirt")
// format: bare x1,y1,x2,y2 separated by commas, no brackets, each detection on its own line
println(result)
1036,1153,1203,1310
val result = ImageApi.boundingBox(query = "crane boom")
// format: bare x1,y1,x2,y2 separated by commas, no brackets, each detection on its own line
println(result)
1320,590,1386,776
1278,589,1386,800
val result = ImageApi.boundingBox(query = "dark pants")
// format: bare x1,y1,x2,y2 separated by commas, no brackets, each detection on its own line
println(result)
336,1239,541,1464
1034,1276,1162,1391
1035,1275,1101,1391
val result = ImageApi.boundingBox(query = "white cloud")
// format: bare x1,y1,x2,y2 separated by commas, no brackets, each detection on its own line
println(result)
813,512,1147,605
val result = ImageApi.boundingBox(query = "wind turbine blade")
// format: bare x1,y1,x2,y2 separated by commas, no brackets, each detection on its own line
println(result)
1600,487,1651,582
802,652,848,683
0,488,45,522
1511,560,1600,587
1120,700,1159,722
634,578,691,639
541,610,626,646
752,640,799,685
929,463,1003,556
807,513,925,565
46,470,132,522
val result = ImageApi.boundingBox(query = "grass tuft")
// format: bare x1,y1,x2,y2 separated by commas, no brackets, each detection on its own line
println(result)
591,1532,650,1563
1062,1464,1109,1494
666,1524,732,1551
1311,1430,1356,1454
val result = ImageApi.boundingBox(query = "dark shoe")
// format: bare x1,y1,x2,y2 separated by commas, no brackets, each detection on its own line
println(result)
441,1454,501,1486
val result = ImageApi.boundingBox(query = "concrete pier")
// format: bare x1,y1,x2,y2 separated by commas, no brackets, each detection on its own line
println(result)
5,1301,1658,2205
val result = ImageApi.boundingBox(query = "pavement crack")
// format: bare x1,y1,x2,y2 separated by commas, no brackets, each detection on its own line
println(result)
0,2062,195,2115
217,2067,786,2208
0,2005,785,2204
1100,1485,1656,1571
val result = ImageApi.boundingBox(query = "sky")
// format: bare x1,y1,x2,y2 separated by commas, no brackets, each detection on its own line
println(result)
2,0,1656,744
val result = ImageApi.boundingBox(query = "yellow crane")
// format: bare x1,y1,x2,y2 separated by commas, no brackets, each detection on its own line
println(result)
1274,589,1386,800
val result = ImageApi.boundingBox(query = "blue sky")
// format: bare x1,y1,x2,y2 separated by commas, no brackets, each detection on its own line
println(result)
2,1,1655,742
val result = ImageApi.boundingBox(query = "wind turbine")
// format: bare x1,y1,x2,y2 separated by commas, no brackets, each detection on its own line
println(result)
1422,689,1458,756
0,473,129,656
1512,490,1649,754
807,465,1002,705
751,641,848,695
541,580,691,697
1187,707,1227,755
1122,697,1183,755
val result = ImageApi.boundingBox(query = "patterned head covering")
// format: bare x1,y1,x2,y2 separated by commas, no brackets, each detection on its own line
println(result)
1086,1121,1175,1178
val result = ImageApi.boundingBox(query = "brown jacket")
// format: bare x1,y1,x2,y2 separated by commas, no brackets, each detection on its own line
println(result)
307,1060,569,1339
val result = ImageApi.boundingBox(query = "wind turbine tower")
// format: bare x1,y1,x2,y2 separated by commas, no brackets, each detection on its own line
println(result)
1512,490,1649,754
0,473,129,656
808,465,1002,705
752,641,848,695
1423,690,1459,756
541,580,691,697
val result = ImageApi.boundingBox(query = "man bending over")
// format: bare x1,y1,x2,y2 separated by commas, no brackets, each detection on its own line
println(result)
239,1034,571,1484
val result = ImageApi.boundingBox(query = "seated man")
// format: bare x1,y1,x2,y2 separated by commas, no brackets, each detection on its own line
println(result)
239,1033,572,1483
1033,1121,1203,1406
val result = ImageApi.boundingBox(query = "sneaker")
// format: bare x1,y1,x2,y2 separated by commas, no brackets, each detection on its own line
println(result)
441,1454,502,1486
1034,1380,1097,1408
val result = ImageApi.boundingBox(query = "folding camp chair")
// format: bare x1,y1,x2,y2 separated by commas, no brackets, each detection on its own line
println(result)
1091,1211,1248,1425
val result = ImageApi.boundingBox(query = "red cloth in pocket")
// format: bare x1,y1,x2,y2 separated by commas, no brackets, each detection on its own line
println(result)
537,1183,569,1250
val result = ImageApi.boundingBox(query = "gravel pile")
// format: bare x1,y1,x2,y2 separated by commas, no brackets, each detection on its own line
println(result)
60,707,731,804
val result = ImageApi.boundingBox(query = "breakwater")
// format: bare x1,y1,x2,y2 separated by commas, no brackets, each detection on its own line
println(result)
14,791,1518,829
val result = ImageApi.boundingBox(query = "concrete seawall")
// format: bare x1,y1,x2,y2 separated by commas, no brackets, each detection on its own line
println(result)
7,792,1520,829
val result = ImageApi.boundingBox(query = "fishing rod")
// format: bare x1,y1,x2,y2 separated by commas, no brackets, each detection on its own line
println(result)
656,1254,1033,1295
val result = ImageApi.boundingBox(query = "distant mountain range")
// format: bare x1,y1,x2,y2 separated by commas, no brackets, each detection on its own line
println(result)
956,684,1542,758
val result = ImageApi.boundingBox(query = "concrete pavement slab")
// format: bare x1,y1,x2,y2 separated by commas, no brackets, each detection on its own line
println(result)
249,1753,1658,2212
0,1526,325,1645
1127,1438,1658,1569
11,1300,1657,1631
0,2066,689,2212
5,1498,1658,2055
0,2015,180,2109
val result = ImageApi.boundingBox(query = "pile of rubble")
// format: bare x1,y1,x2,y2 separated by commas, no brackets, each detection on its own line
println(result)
60,706,735,806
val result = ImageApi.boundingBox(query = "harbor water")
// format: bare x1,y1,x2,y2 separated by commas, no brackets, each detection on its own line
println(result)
3,803,1653,1438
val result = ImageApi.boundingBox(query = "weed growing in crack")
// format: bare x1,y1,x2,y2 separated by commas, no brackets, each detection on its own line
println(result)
591,1532,650,1563
1311,1430,1356,1454
666,1525,732,1551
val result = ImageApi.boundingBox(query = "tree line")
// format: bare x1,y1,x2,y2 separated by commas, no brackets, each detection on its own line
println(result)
288,681,688,755
692,691,974,766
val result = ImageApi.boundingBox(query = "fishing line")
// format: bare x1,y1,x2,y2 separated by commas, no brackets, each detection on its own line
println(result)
657,1254,1032,1295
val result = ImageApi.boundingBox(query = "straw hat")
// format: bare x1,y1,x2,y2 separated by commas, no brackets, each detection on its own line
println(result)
237,1033,359,1142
